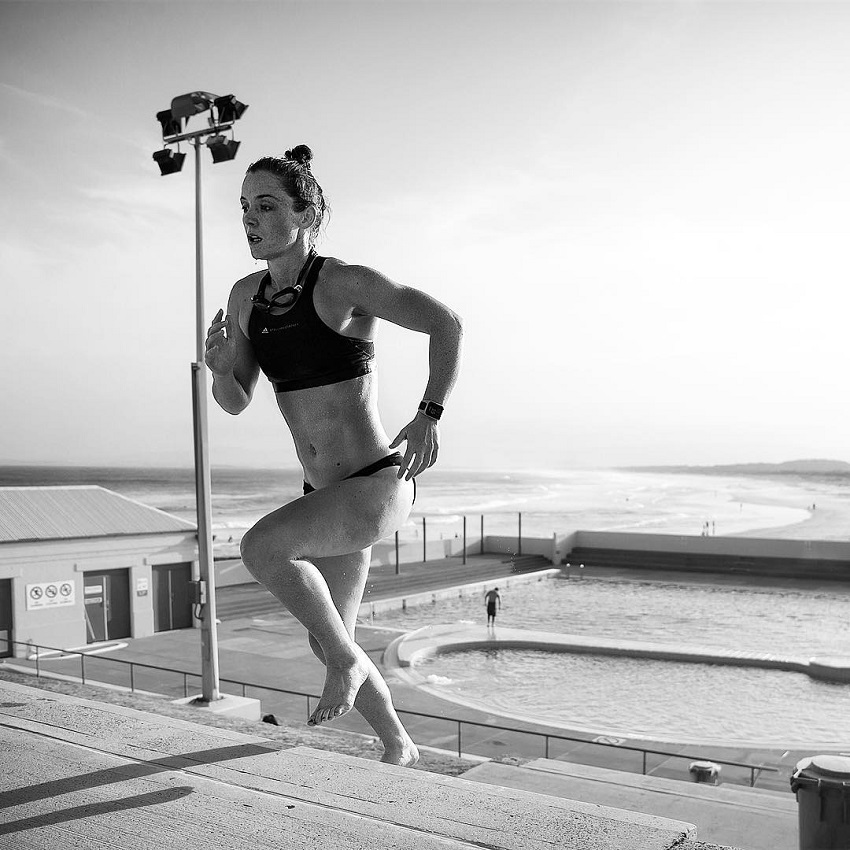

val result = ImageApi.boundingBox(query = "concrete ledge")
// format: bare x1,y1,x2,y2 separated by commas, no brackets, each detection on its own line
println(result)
172,692,262,721
463,758,792,850
0,677,701,849
390,622,843,683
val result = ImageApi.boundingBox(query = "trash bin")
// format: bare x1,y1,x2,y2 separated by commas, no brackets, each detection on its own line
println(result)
791,754,850,850
689,760,721,784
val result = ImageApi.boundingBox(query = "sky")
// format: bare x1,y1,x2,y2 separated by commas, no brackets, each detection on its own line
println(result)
2,0,849,472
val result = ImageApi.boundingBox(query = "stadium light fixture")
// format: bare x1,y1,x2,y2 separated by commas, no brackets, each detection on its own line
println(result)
150,90,248,704
206,134,240,164
152,148,186,175
214,94,248,124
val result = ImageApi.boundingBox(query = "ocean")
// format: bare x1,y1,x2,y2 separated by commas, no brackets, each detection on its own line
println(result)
2,464,850,553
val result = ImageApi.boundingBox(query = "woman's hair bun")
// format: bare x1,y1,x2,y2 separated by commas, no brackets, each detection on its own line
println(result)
284,145,313,167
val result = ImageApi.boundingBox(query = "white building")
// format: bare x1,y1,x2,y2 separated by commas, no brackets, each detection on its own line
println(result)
0,486,198,658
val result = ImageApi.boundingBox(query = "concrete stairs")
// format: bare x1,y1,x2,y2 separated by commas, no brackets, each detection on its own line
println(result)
0,677,739,849
566,545,850,581
463,756,796,850
215,554,552,621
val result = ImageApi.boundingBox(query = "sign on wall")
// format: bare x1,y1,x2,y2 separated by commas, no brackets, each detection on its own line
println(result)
26,581,76,611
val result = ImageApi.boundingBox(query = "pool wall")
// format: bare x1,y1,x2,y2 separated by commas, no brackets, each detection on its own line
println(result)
390,624,850,684
472,530,850,581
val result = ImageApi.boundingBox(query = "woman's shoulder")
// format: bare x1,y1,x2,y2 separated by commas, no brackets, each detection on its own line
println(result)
319,256,387,290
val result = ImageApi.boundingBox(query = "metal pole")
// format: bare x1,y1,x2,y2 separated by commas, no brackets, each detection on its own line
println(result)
462,516,467,565
518,511,522,556
480,514,484,554
422,517,427,562
191,139,221,703
395,530,400,575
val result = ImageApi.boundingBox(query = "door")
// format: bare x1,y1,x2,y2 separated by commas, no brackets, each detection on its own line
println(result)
0,580,11,657
152,562,193,632
84,569,130,643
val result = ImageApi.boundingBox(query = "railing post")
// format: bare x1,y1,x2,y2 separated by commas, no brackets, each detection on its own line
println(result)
80,652,86,686
395,530,400,575
422,517,427,562
545,735,550,759
457,720,462,758
518,512,522,556
642,751,647,775
480,514,484,554
184,673,189,698
462,516,467,565
130,664,135,693
35,644,41,678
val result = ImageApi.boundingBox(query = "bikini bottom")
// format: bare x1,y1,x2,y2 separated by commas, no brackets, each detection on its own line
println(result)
302,452,416,502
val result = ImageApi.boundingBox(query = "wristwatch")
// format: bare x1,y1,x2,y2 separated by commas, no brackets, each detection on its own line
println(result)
418,400,444,421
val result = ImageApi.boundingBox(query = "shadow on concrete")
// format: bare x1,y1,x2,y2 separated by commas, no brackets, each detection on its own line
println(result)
0,742,279,810
0,787,195,834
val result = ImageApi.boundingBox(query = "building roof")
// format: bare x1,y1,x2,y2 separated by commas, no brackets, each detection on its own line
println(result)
0,486,196,544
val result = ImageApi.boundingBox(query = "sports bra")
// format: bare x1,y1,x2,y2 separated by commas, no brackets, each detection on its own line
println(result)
247,255,374,393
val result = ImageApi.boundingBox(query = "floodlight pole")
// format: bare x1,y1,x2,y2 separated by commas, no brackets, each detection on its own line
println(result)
156,95,244,704
189,137,220,704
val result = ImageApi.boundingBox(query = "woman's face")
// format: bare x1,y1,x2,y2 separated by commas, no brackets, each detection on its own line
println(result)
240,170,310,261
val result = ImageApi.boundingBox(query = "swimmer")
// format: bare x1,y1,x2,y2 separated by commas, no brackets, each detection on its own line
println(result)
485,586,501,629
204,145,463,766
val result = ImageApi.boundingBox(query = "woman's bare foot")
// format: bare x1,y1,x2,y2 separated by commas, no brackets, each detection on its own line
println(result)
308,647,370,726
381,735,419,767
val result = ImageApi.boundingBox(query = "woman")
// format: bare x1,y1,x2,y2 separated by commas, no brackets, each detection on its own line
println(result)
204,145,463,767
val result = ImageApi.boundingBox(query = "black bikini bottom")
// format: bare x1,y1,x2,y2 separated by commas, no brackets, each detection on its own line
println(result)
302,452,416,502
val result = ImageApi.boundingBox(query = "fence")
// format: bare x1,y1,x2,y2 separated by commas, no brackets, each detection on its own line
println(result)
4,639,779,788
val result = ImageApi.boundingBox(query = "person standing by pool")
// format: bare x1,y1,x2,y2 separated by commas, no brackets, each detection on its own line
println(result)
485,586,501,630
204,145,464,766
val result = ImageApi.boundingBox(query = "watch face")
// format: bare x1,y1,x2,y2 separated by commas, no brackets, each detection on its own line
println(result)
426,402,442,418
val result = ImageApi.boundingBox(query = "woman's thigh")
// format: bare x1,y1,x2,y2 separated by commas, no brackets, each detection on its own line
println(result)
245,469,414,562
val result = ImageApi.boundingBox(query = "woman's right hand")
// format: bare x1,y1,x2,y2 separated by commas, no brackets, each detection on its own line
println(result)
204,308,238,376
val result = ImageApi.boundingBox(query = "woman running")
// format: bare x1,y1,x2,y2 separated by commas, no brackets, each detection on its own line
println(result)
204,145,463,766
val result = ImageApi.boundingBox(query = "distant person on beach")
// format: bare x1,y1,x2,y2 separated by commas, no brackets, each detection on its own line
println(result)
204,146,463,767
485,587,501,628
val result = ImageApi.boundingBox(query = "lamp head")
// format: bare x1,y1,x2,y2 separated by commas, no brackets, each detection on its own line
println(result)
170,91,218,121
156,109,182,138
152,148,186,176
206,135,240,164
214,95,248,124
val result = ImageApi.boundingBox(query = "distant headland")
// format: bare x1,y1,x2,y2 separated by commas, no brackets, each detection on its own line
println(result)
624,459,850,477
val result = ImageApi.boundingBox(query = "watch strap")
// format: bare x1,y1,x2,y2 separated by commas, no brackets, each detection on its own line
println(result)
418,400,444,421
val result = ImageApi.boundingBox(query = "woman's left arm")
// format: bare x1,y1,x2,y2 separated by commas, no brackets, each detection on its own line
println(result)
342,265,464,480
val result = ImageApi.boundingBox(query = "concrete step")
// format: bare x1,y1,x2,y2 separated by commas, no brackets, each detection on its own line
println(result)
462,757,794,850
0,678,707,850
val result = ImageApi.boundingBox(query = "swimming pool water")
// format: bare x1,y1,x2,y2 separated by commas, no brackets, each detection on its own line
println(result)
414,648,850,746
373,576,850,657
374,576,850,745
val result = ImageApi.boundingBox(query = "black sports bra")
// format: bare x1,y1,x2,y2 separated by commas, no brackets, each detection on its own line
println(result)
247,255,374,393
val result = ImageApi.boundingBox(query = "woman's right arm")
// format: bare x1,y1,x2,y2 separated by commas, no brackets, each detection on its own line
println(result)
205,282,260,414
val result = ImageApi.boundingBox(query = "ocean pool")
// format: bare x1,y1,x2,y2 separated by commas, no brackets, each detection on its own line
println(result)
372,575,850,657
412,647,850,746
376,575,850,745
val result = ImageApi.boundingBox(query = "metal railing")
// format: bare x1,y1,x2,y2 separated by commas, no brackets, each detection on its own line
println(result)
3,640,779,787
